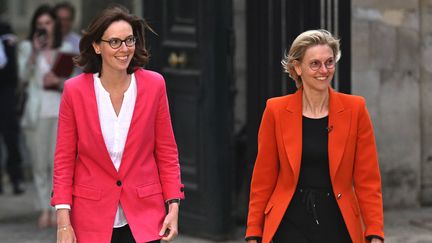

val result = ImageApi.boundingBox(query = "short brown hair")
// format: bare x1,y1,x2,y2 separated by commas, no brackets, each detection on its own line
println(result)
281,29,341,87
74,5,153,74
53,2,76,20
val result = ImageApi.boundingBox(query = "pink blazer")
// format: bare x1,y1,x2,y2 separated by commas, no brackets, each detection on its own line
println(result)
51,69,185,243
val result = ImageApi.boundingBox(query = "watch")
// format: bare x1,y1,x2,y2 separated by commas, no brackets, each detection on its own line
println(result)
167,199,180,205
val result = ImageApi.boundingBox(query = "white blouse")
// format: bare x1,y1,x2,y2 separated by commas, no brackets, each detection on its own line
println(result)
94,73,137,228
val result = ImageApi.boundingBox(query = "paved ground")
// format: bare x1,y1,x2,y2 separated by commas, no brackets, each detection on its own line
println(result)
1,182,432,243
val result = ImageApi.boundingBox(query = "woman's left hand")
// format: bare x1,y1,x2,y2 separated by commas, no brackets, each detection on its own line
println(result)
371,238,383,243
159,203,179,242
43,71,61,90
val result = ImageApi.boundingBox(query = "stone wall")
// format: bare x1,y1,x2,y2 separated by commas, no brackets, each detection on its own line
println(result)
351,0,432,207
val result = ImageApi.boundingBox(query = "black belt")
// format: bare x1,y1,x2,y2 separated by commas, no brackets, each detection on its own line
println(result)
297,187,332,225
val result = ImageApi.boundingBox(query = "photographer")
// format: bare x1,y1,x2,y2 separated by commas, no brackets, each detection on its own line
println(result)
17,4,72,228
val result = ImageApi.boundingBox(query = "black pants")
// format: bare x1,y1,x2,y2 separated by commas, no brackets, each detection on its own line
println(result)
273,188,352,243
0,88,24,191
111,224,161,243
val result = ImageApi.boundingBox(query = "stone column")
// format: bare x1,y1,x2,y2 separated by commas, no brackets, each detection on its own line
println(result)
419,0,432,206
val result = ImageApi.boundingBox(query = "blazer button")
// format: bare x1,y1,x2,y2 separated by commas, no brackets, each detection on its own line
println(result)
116,180,122,186
337,193,342,199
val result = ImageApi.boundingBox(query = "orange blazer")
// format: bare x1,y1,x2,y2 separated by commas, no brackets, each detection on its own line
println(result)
51,69,185,243
246,88,384,243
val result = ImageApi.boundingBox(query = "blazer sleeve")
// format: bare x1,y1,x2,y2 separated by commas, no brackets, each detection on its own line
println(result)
246,100,279,238
353,98,384,240
153,77,185,201
50,82,78,206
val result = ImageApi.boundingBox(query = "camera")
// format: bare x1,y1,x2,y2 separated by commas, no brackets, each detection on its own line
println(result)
35,28,47,37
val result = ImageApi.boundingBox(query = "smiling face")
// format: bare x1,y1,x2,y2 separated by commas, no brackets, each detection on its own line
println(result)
294,44,336,92
92,20,135,75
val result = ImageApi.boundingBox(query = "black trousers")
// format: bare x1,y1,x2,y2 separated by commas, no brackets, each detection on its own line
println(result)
0,88,24,189
111,224,161,243
273,188,352,243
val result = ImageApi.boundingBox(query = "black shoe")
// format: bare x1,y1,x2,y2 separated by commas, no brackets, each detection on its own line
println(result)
12,182,25,195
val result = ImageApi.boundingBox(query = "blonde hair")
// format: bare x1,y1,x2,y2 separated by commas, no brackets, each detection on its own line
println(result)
281,29,341,87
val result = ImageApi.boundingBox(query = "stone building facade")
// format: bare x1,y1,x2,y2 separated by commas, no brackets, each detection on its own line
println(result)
352,0,432,207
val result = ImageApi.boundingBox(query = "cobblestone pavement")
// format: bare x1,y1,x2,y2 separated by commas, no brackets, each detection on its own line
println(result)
1,182,431,243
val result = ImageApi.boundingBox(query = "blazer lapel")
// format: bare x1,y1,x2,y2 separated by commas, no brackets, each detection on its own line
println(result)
118,69,146,177
328,88,351,181
280,89,303,181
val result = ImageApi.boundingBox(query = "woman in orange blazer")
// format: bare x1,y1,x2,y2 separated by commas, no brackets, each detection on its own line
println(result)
51,6,184,243
245,30,384,243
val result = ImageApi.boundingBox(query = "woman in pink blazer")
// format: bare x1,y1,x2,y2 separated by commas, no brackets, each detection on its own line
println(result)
51,5,184,243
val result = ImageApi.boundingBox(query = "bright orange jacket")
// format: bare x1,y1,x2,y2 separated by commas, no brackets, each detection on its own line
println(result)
246,88,384,243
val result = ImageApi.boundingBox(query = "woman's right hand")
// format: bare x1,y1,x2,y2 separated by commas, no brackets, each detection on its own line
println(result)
29,34,46,64
56,209,76,243
32,33,47,51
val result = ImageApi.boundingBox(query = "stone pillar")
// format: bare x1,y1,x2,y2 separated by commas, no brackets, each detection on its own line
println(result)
419,0,432,206
352,0,422,208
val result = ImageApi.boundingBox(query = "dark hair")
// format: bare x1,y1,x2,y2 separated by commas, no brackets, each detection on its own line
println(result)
27,4,63,48
53,2,76,20
74,5,153,74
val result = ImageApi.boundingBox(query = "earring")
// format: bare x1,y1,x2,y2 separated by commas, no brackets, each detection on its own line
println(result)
95,50,100,54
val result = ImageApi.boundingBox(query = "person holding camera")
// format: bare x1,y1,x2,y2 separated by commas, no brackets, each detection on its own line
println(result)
17,4,72,228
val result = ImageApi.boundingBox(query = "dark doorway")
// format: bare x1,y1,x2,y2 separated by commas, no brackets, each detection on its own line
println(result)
143,0,236,240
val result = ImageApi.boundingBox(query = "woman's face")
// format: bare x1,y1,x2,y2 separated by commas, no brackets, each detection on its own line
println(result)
294,44,336,92
36,14,55,38
92,20,135,74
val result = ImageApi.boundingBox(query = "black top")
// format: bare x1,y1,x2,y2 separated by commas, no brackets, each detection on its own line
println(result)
297,116,332,189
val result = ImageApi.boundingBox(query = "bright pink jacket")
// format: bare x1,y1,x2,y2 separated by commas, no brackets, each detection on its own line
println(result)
51,69,185,243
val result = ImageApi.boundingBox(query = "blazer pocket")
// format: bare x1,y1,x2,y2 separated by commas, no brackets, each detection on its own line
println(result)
73,184,101,201
264,202,274,215
136,182,163,198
